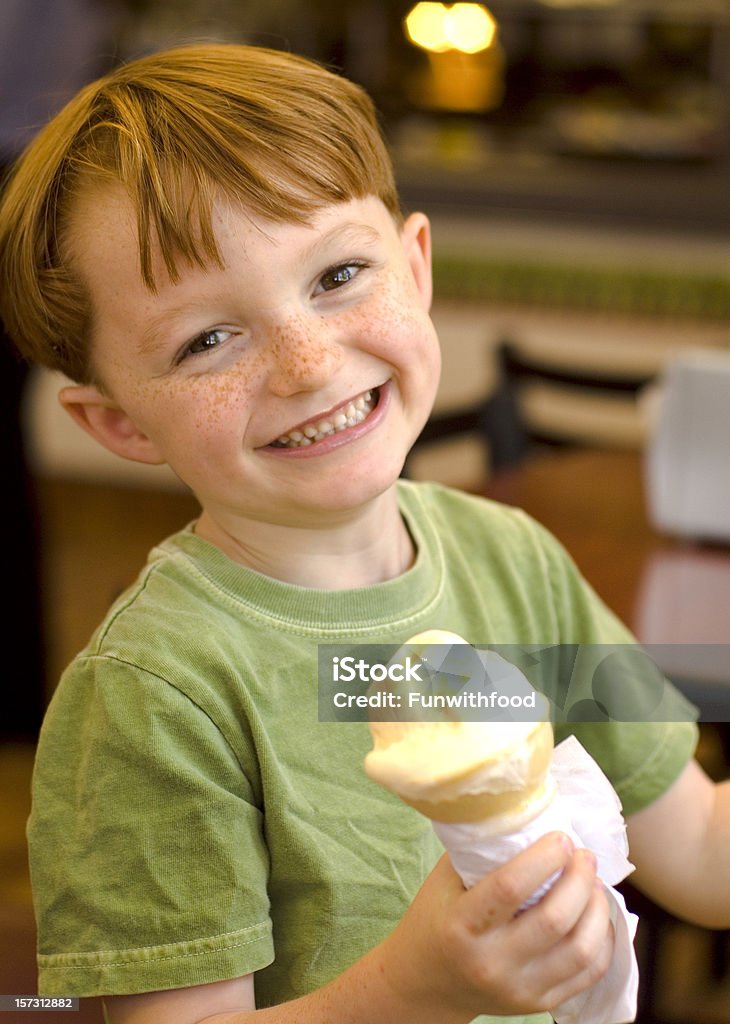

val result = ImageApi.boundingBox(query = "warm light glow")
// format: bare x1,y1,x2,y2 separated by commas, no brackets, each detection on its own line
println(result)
405,3,449,53
404,2,497,55
448,4,497,53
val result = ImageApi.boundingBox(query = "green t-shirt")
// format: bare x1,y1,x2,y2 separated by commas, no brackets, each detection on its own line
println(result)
29,481,697,1022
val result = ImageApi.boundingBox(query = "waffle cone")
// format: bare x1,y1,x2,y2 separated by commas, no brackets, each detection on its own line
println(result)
394,720,554,824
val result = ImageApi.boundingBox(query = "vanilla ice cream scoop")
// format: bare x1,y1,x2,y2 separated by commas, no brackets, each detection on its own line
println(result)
365,630,555,832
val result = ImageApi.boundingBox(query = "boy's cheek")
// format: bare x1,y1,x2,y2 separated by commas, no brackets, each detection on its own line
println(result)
364,284,437,349
115,355,262,419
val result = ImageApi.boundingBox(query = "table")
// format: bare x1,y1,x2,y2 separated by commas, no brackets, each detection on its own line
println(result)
484,448,730,719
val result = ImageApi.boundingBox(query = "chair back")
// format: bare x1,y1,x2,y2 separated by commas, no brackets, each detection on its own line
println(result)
487,338,656,469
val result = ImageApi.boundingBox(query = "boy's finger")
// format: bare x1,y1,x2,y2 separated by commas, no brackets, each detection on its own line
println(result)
539,890,615,1006
514,846,599,955
463,832,573,933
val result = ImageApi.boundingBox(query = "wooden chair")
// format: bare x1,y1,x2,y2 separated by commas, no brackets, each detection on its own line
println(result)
488,337,657,466
406,335,658,479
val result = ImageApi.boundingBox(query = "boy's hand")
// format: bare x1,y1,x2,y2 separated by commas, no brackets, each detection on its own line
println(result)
380,832,614,1022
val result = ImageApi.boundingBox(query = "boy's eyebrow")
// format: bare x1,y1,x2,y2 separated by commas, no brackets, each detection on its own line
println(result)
137,299,218,355
300,221,383,263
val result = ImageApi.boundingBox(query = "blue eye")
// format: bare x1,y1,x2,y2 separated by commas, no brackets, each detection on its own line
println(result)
318,261,367,293
185,328,231,357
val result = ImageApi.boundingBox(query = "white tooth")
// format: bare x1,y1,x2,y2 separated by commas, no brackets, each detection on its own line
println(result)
278,392,376,448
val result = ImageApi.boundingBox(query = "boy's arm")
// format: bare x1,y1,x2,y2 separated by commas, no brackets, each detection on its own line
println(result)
627,757,730,928
103,834,612,1024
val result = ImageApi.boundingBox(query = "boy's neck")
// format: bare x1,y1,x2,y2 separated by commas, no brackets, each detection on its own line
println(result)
194,487,415,590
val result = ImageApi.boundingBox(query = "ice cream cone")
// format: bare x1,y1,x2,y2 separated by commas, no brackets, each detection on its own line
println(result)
364,634,640,1024
364,630,555,833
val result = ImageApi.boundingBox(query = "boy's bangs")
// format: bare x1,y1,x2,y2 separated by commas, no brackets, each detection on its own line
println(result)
117,136,387,292
75,61,400,290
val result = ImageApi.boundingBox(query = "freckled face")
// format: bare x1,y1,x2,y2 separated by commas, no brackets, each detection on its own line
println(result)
67,193,441,527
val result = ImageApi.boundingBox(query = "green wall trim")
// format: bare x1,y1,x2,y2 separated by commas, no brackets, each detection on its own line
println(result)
432,255,730,321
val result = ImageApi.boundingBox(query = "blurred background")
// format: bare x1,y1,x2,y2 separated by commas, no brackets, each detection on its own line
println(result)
1,1,729,1020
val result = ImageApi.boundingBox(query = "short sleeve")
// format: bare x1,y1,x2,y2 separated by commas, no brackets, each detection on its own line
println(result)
29,655,274,996
520,513,700,818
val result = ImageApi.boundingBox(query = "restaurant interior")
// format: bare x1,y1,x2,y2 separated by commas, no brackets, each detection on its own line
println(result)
1,1,729,1020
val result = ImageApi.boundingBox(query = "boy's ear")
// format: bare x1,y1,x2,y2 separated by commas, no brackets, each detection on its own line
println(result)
59,385,166,465
401,212,433,311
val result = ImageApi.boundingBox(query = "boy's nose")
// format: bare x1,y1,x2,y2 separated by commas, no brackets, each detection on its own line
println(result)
267,315,344,397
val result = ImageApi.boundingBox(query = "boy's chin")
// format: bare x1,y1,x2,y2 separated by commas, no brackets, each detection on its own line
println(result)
299,461,406,517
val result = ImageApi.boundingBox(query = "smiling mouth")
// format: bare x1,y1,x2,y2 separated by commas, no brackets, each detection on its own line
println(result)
269,387,380,449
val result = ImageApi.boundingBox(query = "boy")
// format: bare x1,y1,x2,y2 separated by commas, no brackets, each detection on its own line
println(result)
0,43,727,1024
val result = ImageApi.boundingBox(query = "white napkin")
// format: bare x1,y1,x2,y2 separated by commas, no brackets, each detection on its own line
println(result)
432,735,639,1024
